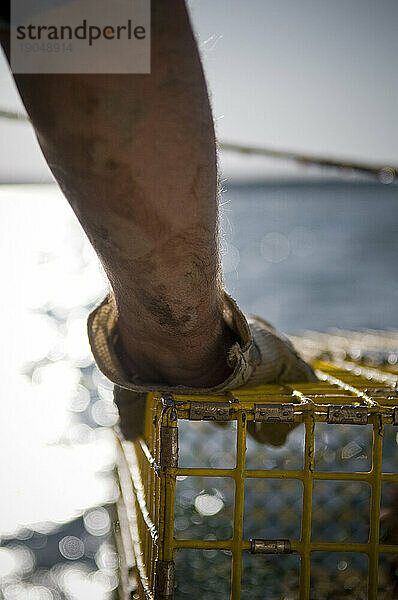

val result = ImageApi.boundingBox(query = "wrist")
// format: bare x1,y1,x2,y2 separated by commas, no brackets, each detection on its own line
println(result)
115,317,236,388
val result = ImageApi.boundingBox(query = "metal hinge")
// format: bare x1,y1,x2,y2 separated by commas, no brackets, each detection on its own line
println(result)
155,560,175,599
327,405,368,425
160,426,178,468
393,407,398,426
189,401,231,421
254,403,294,423
250,539,292,554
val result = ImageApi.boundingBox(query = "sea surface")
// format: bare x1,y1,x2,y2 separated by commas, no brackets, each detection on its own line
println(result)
0,180,397,599
220,180,398,333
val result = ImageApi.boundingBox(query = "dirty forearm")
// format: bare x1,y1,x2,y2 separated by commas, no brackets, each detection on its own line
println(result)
3,1,232,386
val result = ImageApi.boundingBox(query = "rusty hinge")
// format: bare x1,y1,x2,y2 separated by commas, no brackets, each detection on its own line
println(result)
155,560,175,599
189,401,231,421
327,405,368,425
250,539,292,554
254,403,294,423
160,426,178,468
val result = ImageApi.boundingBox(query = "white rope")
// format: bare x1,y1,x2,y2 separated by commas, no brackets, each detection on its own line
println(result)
219,141,396,183
1,108,396,182
0,109,28,121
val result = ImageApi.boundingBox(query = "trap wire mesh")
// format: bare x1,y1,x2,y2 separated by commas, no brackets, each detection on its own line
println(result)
113,330,398,600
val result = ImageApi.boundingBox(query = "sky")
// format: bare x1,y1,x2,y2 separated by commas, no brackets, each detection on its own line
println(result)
1,0,398,180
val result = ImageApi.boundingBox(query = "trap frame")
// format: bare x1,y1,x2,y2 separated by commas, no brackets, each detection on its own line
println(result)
113,336,398,600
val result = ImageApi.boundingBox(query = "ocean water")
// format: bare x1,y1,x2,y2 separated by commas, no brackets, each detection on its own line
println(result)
0,180,397,599
220,180,398,333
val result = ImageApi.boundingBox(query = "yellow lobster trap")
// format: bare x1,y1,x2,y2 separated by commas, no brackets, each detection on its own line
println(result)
113,331,398,600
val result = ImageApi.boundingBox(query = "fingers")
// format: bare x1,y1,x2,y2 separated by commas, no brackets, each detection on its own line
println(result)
245,316,318,387
113,386,146,441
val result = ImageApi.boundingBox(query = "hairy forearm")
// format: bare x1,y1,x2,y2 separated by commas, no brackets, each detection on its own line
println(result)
3,1,232,385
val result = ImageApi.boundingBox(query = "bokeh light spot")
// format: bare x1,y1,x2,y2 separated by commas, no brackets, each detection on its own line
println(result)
260,232,290,263
58,536,84,560
194,490,224,516
0,548,17,578
83,507,111,537
91,401,119,427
